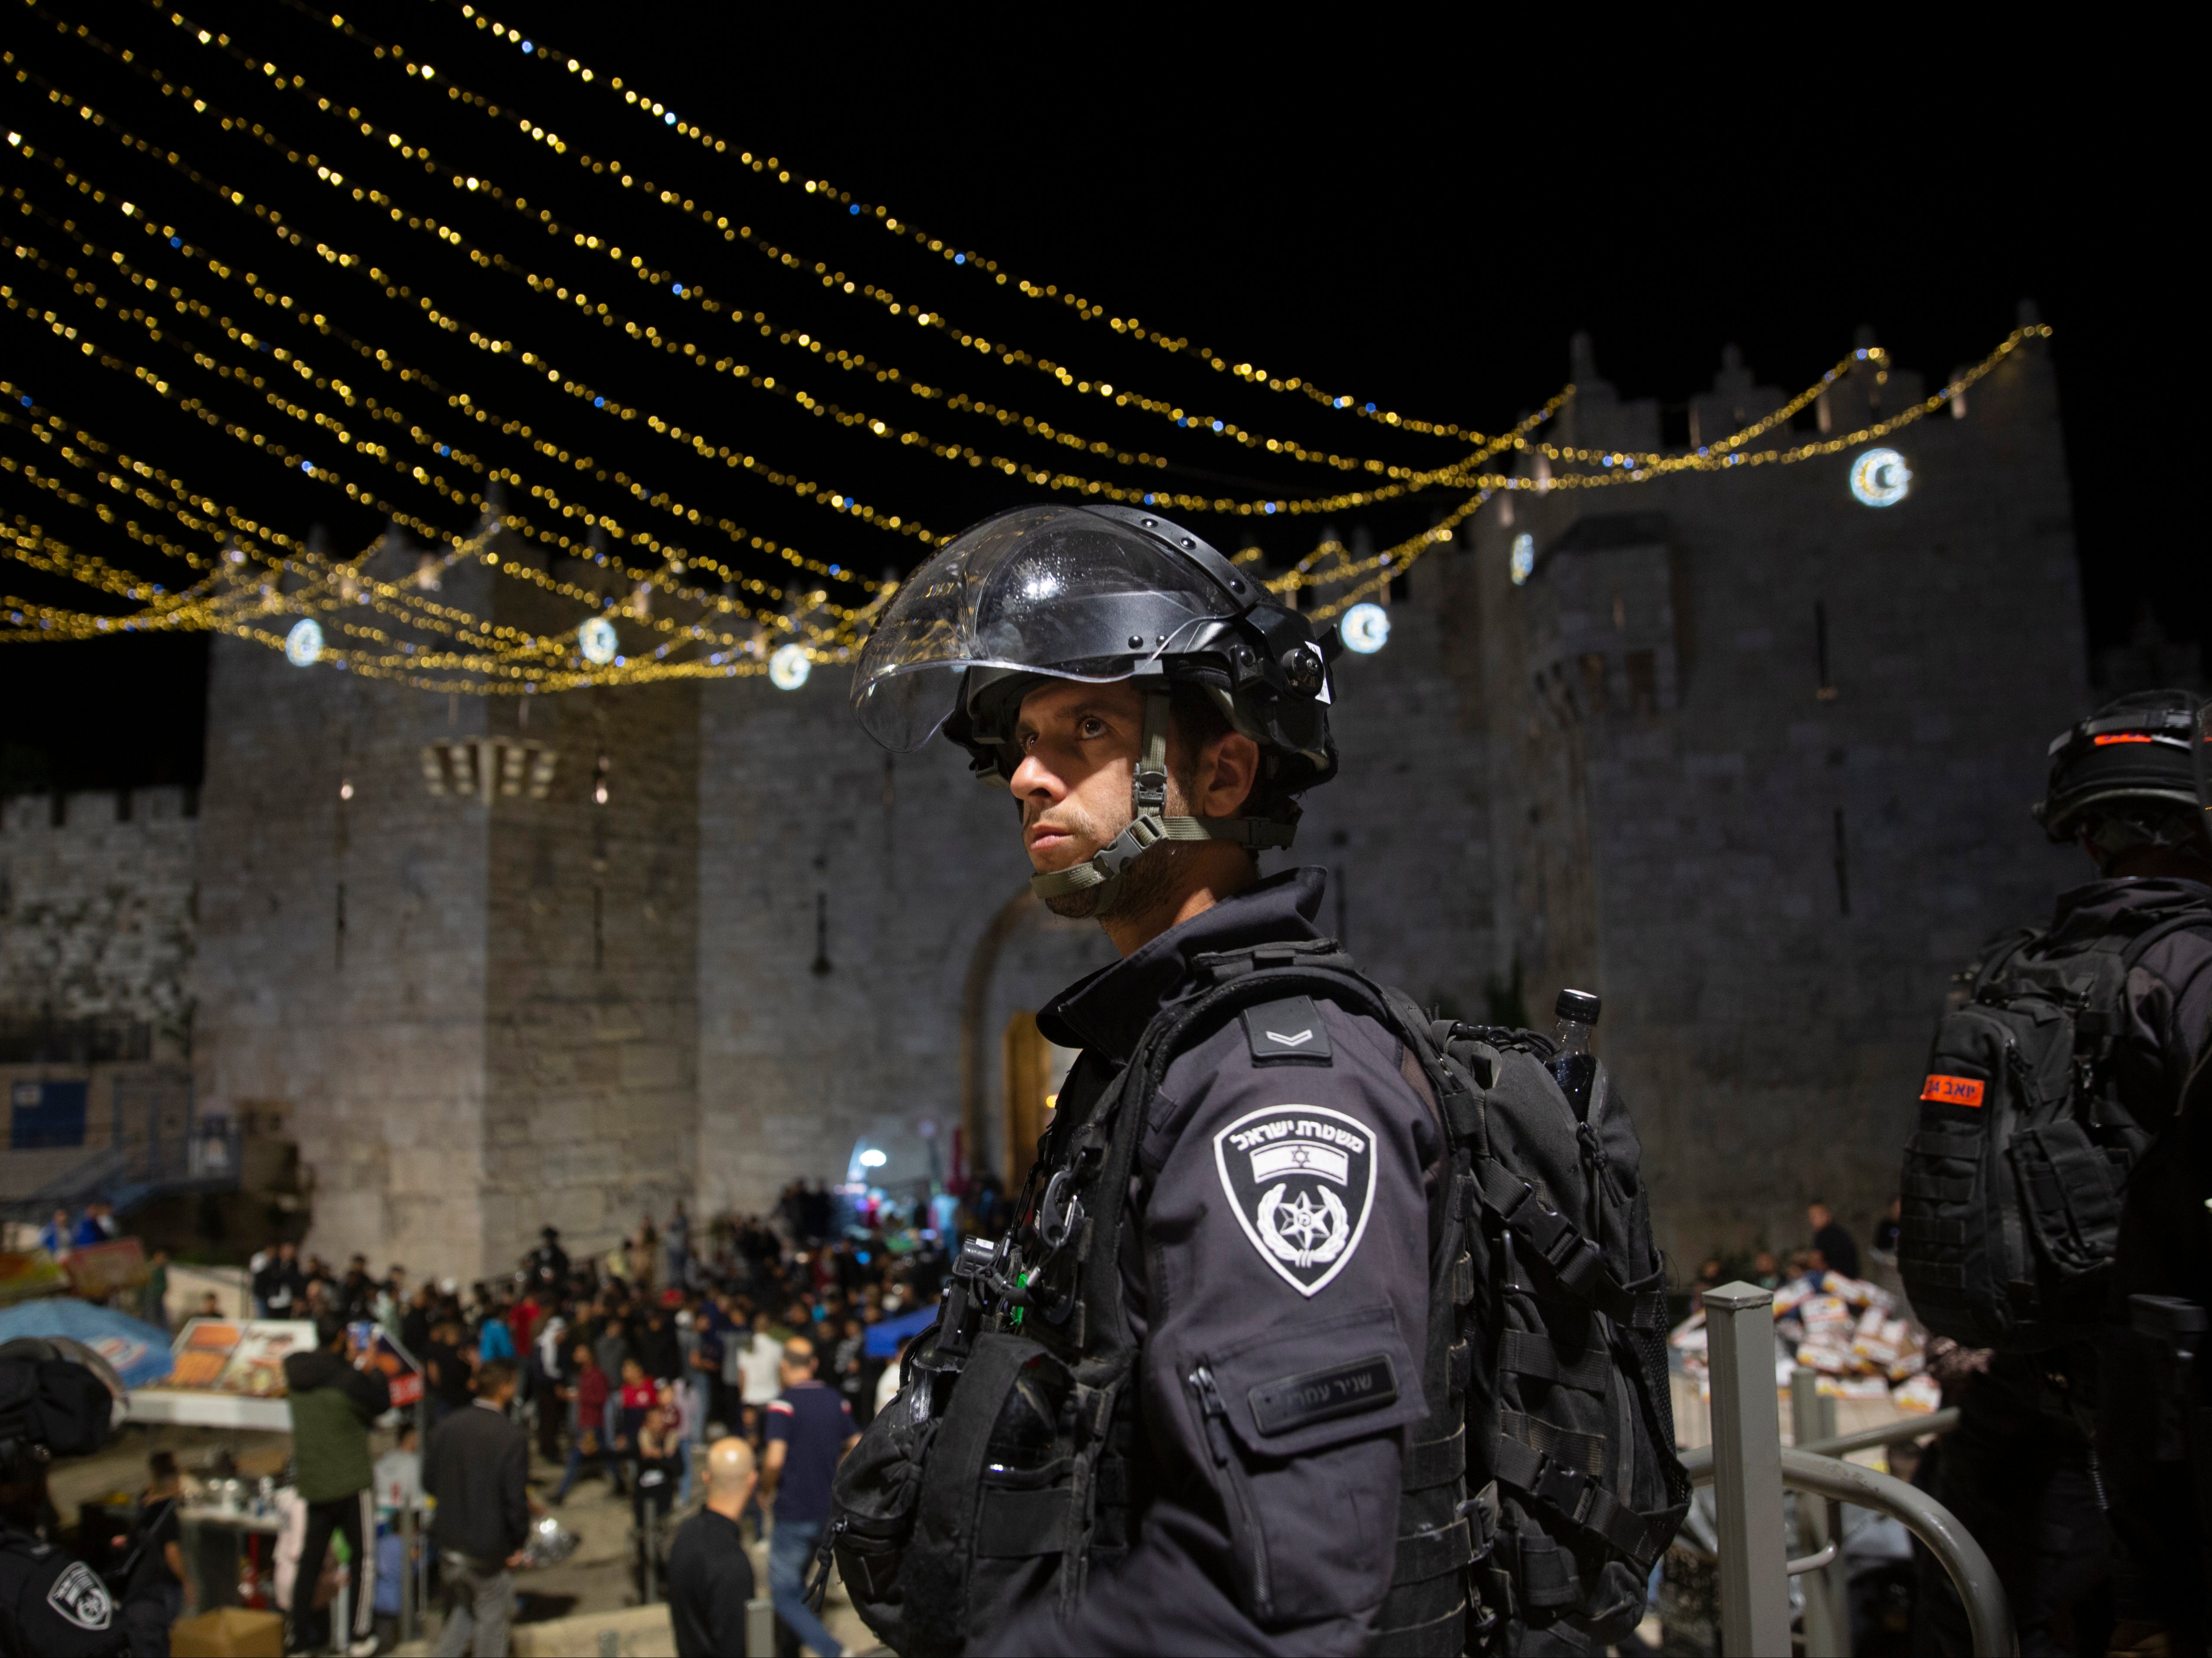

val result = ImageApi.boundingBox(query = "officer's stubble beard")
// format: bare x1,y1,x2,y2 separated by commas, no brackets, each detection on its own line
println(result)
1034,764,1242,927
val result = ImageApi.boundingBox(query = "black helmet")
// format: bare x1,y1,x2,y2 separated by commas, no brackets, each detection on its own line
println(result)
0,1338,124,1482
852,505,1339,900
2035,689,2208,843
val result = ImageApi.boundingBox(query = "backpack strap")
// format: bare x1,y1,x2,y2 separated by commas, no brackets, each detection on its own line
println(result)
1489,1431,1672,1567
1957,926,2038,1002
2117,908,2212,977
1473,1162,1669,1330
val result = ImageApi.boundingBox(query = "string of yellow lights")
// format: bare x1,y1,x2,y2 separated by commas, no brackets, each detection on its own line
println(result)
72,4,1479,499
3,199,2044,664
0,402,596,660
5,97,1511,540
0,515,219,616
2,23,2057,681
0,515,797,694
1504,328,2044,489
1518,347,1879,474
0,83,954,567
0,182,885,626
253,0,1492,447
0,368,873,686
10,49,1502,532
0,181,914,650
0,367,884,688
12,315,2031,684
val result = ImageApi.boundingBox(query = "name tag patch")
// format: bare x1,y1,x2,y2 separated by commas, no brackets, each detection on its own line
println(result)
1248,1353,1400,1437
1920,1074,1985,1108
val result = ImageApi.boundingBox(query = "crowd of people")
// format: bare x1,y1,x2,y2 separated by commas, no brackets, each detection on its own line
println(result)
233,1193,954,1654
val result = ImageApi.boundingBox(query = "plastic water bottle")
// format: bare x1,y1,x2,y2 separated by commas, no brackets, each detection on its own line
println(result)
1551,989,1601,1120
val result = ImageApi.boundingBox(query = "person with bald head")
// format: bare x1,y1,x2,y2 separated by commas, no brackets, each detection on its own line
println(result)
667,1436,760,1657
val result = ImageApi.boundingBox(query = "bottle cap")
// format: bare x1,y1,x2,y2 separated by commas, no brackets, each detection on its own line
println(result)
1555,988,1601,1025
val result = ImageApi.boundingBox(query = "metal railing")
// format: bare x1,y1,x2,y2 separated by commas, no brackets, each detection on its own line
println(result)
1685,1280,2016,1658
0,1124,241,1224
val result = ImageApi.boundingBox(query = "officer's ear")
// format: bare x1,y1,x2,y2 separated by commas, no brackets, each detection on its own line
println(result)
1194,731,1261,819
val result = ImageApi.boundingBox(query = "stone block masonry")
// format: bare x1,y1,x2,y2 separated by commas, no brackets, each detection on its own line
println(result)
191,522,697,1278
0,786,198,1048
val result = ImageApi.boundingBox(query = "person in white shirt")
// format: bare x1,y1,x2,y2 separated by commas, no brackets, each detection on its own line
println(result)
372,1421,423,1517
738,1313,784,1415
873,1337,908,1420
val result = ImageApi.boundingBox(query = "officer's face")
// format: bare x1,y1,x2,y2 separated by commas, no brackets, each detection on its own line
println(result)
1010,680,1150,876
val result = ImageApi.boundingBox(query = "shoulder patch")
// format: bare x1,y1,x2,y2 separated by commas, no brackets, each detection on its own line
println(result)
47,1560,113,1632
1239,996,1333,1065
1213,1102,1376,1296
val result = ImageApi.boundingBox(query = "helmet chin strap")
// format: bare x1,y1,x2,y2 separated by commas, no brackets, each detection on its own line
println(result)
1029,688,1293,905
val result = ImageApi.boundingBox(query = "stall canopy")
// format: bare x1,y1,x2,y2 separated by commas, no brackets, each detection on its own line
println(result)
0,1298,174,1390
864,1305,940,1359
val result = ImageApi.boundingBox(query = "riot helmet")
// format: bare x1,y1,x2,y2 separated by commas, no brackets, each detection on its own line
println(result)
2035,689,2212,866
852,505,1339,901
0,1338,123,1494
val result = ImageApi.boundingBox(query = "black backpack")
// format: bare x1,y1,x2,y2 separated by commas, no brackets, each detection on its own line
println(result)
1900,904,2212,1353
823,940,1686,1655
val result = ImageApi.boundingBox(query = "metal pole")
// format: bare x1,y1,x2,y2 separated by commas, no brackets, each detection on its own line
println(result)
417,1402,432,1647
747,1596,776,1656
1791,1367,1847,1658
1706,1281,1791,1657
400,1497,417,1644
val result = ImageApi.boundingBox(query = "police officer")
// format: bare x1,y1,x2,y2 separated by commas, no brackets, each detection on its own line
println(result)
849,506,1450,1653
1910,690,2212,1657
0,1340,171,1657
2099,694,2212,1656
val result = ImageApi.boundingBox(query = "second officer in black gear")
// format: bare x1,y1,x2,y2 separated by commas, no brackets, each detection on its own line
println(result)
1904,689,2212,1657
1,1339,172,1657
2097,694,2212,1657
848,505,1450,1653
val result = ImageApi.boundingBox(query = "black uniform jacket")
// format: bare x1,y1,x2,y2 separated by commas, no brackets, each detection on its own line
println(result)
0,1528,168,1658
2065,876,2212,1631
986,867,1444,1657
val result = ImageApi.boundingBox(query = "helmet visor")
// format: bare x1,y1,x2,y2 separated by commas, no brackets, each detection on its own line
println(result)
852,505,1238,750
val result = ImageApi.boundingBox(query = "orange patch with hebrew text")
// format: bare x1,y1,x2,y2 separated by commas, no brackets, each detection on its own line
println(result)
1920,1074,1985,1107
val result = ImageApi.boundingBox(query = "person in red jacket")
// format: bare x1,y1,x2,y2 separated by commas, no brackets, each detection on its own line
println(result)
553,1346,623,1501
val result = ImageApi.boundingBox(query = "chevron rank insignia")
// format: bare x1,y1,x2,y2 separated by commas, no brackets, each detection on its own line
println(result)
1213,1103,1377,1296
1239,996,1333,1064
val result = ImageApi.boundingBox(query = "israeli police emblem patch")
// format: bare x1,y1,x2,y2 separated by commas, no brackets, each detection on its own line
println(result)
1213,1103,1377,1297
47,1560,113,1631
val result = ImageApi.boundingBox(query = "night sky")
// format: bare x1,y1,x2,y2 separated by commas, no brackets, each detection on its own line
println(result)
2,7,2184,791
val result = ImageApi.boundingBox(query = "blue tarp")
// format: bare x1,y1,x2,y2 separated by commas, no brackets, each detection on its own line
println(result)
864,1304,939,1359
0,1298,175,1390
